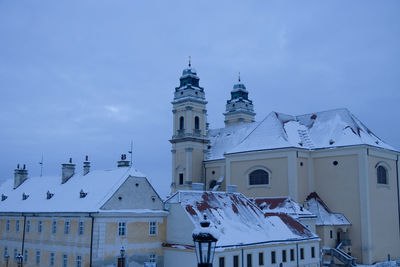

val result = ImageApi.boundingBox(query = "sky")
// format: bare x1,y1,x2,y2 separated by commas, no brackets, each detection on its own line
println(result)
0,0,399,198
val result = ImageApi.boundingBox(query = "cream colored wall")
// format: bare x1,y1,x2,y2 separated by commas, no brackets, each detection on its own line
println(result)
229,157,289,198
313,153,362,261
192,149,204,184
368,154,400,262
297,158,309,203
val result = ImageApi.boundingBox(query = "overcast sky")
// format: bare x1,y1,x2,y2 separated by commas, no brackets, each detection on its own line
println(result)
0,0,399,197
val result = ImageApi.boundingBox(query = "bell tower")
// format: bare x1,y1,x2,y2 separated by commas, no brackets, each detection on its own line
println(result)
170,60,208,193
224,73,255,127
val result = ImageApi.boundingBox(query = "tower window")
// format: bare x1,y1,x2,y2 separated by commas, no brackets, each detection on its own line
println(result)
195,116,200,130
249,169,269,185
179,116,184,130
377,165,388,184
179,173,184,185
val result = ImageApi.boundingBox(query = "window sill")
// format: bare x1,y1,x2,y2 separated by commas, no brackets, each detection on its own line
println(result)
247,184,271,189
376,183,390,189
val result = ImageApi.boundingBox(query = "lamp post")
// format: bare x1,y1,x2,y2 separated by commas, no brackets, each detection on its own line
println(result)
4,253,9,267
118,246,126,267
15,253,23,267
192,214,218,267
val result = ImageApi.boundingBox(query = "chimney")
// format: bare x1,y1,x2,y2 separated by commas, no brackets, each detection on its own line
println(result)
83,155,90,175
227,185,237,193
14,164,28,189
62,158,75,184
117,154,130,168
192,183,204,191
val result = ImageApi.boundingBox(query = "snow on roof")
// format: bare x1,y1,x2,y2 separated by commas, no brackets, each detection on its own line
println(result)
206,108,396,160
166,191,318,247
0,167,145,213
305,192,351,226
251,197,315,219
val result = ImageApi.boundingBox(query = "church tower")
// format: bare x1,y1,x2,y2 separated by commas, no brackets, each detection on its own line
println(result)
224,74,256,127
170,60,208,193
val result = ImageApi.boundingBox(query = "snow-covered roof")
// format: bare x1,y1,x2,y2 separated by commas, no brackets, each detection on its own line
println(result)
305,192,351,226
166,191,318,247
251,197,315,219
0,167,145,213
206,108,396,160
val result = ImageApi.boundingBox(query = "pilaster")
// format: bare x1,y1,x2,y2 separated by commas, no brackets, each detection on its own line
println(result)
288,151,299,201
185,148,193,183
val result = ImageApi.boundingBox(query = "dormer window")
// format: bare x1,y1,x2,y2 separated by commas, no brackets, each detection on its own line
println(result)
80,190,88,198
22,193,29,200
46,191,54,199
1,194,7,201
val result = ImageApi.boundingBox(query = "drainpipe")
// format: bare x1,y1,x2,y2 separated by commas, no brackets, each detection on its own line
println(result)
21,214,26,266
89,214,95,267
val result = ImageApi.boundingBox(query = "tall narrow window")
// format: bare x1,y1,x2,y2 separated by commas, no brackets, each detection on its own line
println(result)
149,221,157,236
219,257,225,267
26,220,30,233
377,165,388,184
63,254,68,267
79,221,84,235
4,247,8,259
282,250,287,262
52,220,57,234
76,255,82,267
36,250,41,265
300,248,304,260
247,254,252,267
311,247,315,258
64,220,70,234
258,252,264,266
24,249,28,263
6,220,10,231
271,251,276,264
179,173,184,185
195,116,200,130
16,220,20,232
233,255,239,267
290,249,295,261
179,116,184,130
249,169,269,185
50,252,55,266
149,253,156,263
38,221,42,233
330,230,333,239
118,222,126,236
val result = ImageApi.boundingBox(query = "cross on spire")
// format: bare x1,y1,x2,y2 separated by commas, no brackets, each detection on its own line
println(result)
238,72,241,82
188,56,191,67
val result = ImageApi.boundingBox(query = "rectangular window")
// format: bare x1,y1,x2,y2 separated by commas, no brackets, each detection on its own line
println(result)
76,255,82,267
330,230,333,239
63,254,68,267
64,220,70,234
52,220,57,234
219,257,225,267
290,249,295,261
258,252,264,266
247,253,252,267
3,246,8,259
271,251,276,264
38,220,42,233
24,249,28,263
50,252,55,266
311,246,315,258
179,173,184,185
149,253,156,263
149,221,157,236
233,255,239,267
118,222,126,236
36,250,40,265
16,220,20,232
300,248,304,260
26,220,30,233
6,220,10,231
282,250,287,262
79,221,84,235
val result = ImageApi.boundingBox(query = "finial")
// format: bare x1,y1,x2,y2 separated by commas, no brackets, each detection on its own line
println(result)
69,158,72,163
188,56,191,67
238,72,241,82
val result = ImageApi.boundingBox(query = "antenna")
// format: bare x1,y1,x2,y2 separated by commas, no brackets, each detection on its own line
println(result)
39,155,43,177
128,140,133,167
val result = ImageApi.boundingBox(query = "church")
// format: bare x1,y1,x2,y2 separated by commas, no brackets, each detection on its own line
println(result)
170,62,400,264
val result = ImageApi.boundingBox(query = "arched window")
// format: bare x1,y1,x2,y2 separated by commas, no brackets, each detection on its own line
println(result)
194,116,200,130
377,165,388,184
249,169,269,185
179,116,184,130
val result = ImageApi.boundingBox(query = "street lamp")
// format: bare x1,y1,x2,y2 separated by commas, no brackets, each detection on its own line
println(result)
4,253,9,267
192,214,219,267
15,253,23,267
118,246,126,267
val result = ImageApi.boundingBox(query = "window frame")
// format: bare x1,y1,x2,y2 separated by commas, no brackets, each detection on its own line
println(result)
247,253,252,267
52,220,57,234
64,220,70,235
24,249,28,263
300,248,304,260
282,249,287,262
219,256,225,267
76,255,82,267
26,220,30,233
63,254,68,267
35,250,41,265
311,246,315,258
233,255,239,267
50,252,55,266
16,220,20,232
79,221,84,235
149,221,158,236
38,220,42,233
376,162,390,185
149,253,157,263
3,246,8,259
246,167,271,188
271,251,276,264
118,222,126,236
6,220,10,232
290,248,295,261
258,252,264,266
